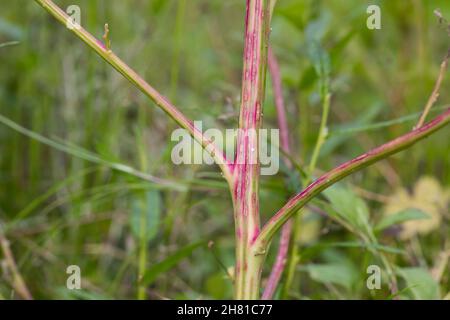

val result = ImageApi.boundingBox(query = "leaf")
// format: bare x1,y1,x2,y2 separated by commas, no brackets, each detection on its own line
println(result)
307,40,331,81
375,208,430,232
305,13,331,85
397,267,440,300
54,287,112,300
0,41,19,49
0,113,186,190
314,241,405,255
324,185,372,236
205,272,232,299
276,0,309,30
382,176,447,239
0,19,24,39
141,241,206,286
130,190,161,241
305,12,331,43
151,0,169,14
304,263,357,290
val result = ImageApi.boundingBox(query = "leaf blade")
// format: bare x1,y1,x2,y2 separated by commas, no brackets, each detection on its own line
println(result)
141,241,206,286
375,208,429,232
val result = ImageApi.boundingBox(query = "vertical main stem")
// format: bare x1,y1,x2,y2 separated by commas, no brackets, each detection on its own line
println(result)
233,0,271,300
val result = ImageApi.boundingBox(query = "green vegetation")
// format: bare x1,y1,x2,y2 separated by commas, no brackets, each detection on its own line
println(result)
0,0,449,300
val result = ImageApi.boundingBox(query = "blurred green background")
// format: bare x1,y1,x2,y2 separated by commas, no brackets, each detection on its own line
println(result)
0,0,449,299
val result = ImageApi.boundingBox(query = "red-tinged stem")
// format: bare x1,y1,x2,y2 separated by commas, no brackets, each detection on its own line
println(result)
252,108,450,261
233,0,271,300
261,47,292,300
268,47,290,153
33,0,233,183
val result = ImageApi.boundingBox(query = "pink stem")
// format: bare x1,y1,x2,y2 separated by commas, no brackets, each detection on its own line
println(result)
268,47,290,153
233,0,271,299
33,0,233,182
261,47,292,300
254,107,450,250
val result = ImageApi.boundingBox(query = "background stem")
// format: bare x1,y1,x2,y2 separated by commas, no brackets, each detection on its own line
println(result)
262,47,293,300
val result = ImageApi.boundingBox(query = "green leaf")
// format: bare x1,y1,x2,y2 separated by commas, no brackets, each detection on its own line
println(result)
141,241,206,286
0,113,186,190
205,272,232,299
304,263,357,290
307,40,330,81
130,190,161,241
54,287,112,300
305,13,331,85
397,268,440,300
310,241,405,255
0,41,19,49
375,208,430,232
276,0,309,30
324,185,372,235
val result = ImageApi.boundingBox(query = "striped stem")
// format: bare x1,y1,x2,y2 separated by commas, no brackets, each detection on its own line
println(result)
233,0,271,300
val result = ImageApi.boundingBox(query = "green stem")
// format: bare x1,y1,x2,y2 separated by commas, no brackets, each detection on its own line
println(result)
137,215,148,300
282,79,331,298
136,128,149,300
33,0,233,184
170,0,186,102
309,92,331,174
233,0,271,300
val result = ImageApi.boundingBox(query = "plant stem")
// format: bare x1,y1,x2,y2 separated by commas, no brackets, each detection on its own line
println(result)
309,91,331,175
262,47,293,300
136,136,149,300
170,0,186,103
254,108,450,258
0,227,33,300
137,217,148,300
281,69,331,298
33,0,233,183
416,49,449,128
233,0,271,300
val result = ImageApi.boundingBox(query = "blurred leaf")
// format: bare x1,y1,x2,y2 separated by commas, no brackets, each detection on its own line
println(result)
330,106,449,137
276,0,309,30
299,65,318,89
0,113,185,190
308,241,405,255
205,272,232,299
0,19,23,39
323,103,382,156
151,0,169,14
0,41,19,49
130,190,162,241
324,185,372,236
55,288,112,300
305,12,331,42
307,40,330,81
375,208,429,232
382,176,447,239
304,12,331,89
141,241,206,286
397,268,440,300
304,263,357,290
